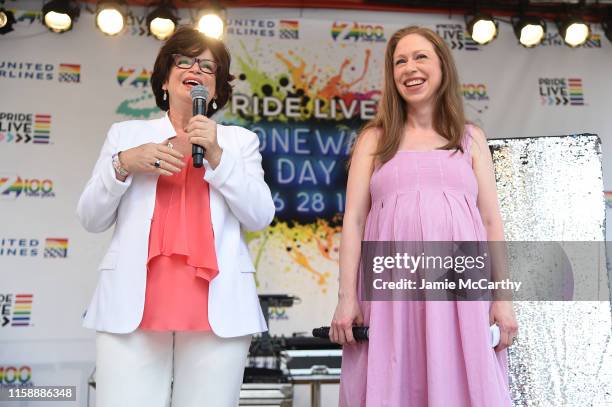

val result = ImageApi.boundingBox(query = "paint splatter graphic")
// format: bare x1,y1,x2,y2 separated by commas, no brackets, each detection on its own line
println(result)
224,40,382,294
247,218,342,293
224,42,381,124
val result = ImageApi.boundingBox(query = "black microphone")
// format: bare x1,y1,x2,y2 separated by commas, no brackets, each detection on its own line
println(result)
312,326,369,341
190,85,208,168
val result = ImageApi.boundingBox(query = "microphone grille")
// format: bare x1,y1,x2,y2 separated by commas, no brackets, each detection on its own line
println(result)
190,84,208,100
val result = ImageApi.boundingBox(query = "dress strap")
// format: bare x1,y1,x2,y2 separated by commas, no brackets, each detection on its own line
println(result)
462,124,474,161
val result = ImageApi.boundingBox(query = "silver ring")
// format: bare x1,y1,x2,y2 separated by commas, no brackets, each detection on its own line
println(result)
154,159,161,168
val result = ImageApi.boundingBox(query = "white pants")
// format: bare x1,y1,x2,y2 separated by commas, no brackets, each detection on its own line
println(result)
96,330,252,407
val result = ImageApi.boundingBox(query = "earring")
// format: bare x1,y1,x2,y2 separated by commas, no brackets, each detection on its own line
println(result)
163,90,167,101
212,99,217,109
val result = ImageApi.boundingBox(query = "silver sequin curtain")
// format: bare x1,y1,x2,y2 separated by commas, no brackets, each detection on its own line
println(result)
490,134,612,406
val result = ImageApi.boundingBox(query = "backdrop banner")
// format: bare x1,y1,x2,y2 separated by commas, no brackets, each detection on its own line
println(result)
1,3,611,406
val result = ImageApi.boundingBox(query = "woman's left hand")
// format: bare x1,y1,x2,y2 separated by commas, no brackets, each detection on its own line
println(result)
185,115,223,169
489,300,518,352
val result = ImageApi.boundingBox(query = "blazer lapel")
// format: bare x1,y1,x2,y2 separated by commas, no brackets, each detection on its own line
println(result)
155,112,177,143
207,124,225,249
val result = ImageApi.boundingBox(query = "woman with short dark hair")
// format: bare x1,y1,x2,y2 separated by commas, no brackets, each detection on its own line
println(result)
77,26,275,407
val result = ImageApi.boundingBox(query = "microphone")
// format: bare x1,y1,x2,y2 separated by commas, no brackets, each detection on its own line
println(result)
190,85,208,168
312,326,369,341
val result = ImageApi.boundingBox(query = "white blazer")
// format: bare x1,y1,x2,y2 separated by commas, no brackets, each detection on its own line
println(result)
77,113,275,337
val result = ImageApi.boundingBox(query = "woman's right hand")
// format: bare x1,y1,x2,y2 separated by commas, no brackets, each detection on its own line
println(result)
119,139,186,176
330,294,364,345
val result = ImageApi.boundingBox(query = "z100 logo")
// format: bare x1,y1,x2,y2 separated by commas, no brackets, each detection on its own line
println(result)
0,174,54,199
117,67,152,88
539,78,585,106
116,67,159,119
331,21,386,42
436,24,480,51
462,84,489,101
0,366,32,384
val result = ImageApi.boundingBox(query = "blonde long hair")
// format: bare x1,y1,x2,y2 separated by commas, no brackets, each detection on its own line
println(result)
363,26,466,164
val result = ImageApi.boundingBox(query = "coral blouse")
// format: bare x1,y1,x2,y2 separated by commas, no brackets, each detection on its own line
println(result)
138,154,219,331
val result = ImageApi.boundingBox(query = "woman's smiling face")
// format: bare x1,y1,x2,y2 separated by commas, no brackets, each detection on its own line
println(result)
393,33,442,107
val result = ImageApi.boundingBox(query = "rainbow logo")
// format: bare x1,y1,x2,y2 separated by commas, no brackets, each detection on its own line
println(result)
436,24,481,51
11,294,33,327
44,238,68,258
0,112,51,144
279,20,299,39
117,67,135,85
331,21,385,42
567,78,584,106
0,176,23,197
605,191,612,208
583,33,602,48
0,175,54,199
33,114,50,144
463,32,480,50
58,63,80,83
462,84,489,101
539,77,586,106
116,67,151,88
331,22,346,40
132,69,151,88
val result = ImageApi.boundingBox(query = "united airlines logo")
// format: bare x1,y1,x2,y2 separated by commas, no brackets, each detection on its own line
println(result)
0,61,80,82
227,19,300,39
44,238,68,258
0,237,68,258
279,20,299,39
58,63,80,83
